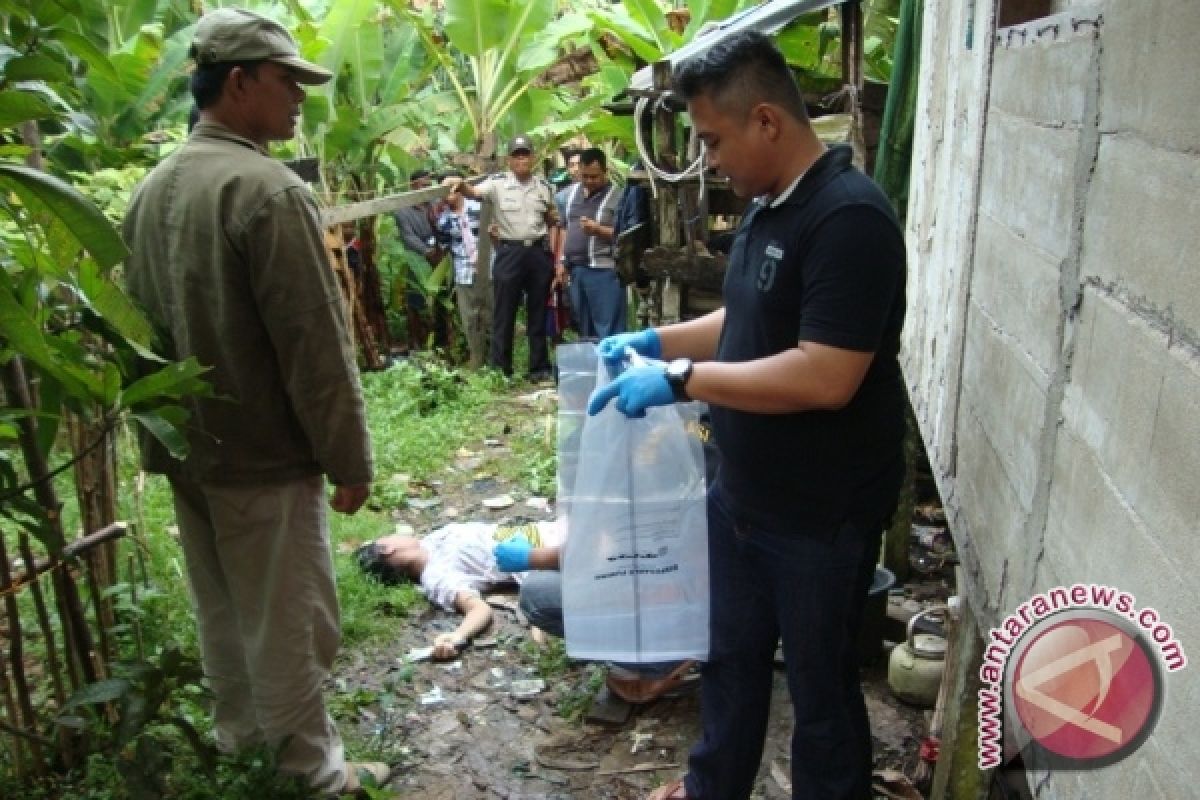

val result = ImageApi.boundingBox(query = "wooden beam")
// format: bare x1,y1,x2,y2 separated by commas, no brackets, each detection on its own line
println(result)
0,523,129,595
319,180,482,227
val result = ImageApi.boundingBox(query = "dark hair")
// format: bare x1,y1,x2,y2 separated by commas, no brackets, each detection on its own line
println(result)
190,60,264,109
580,147,606,170
672,31,808,123
354,542,410,585
411,168,432,181
562,147,582,162
187,105,200,132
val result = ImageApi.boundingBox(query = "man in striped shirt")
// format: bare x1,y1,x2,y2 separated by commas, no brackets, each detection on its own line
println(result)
555,148,626,338
437,175,482,286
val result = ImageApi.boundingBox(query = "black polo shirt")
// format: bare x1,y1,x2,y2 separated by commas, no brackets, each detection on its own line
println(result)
711,145,907,534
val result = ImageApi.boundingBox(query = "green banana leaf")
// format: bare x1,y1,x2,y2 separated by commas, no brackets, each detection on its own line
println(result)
0,163,128,270
0,89,59,128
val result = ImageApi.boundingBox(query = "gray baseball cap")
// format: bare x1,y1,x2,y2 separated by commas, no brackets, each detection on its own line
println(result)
191,8,333,85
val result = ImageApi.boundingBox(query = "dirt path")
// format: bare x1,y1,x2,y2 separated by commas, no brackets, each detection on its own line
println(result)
339,608,924,799
333,390,929,799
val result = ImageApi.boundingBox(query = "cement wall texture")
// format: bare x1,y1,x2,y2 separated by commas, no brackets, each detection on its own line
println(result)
903,1,1199,796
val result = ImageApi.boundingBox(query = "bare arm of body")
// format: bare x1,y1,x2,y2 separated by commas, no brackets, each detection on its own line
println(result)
433,591,493,660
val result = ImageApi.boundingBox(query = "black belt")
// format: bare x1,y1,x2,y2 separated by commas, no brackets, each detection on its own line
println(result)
498,237,546,248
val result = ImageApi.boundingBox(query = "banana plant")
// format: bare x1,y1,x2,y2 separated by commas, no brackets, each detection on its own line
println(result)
13,0,199,172
387,0,596,157
1,0,210,554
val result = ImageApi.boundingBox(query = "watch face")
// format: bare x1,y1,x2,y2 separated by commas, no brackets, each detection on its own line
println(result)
666,358,692,400
667,358,692,380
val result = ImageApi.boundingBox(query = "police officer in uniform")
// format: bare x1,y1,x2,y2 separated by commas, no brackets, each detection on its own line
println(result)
455,135,558,379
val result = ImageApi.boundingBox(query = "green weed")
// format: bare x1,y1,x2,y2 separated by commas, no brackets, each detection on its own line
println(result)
555,663,607,723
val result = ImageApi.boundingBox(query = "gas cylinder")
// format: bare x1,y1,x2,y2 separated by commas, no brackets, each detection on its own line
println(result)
887,607,947,708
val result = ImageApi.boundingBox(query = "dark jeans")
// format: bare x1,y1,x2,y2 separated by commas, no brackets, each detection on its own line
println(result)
567,264,626,339
491,242,552,376
685,485,880,800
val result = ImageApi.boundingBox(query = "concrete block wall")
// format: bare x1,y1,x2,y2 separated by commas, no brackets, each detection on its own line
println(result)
902,0,995,485
904,1,1200,796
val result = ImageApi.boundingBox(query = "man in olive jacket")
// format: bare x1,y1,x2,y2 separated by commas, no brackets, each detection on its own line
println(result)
123,8,385,794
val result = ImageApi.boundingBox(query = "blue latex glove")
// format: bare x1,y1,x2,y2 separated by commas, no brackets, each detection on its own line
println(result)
494,535,533,572
597,328,661,368
586,365,675,418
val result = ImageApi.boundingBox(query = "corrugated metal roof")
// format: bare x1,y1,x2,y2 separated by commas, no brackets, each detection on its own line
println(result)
628,0,846,91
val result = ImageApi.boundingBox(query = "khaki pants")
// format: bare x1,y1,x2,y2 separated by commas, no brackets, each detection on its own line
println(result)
169,474,348,793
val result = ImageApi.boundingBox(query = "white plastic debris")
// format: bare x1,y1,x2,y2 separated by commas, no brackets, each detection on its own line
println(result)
483,494,515,510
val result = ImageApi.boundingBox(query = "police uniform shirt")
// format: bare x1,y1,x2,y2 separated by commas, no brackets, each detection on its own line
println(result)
477,171,556,242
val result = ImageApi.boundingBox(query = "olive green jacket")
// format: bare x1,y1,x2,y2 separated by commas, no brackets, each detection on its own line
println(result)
123,121,372,487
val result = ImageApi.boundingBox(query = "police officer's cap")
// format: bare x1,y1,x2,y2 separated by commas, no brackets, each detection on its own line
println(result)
508,135,534,155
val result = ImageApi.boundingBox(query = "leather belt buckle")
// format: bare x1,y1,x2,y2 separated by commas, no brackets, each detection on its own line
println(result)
502,236,543,248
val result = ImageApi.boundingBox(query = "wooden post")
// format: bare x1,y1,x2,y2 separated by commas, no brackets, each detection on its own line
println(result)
456,200,495,369
652,60,680,324
929,593,992,800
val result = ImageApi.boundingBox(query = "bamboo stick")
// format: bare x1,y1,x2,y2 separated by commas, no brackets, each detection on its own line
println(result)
1,358,99,687
83,554,112,676
16,535,66,702
0,717,52,746
127,554,144,662
2,523,129,586
0,535,45,773
51,571,81,694
0,643,27,779
67,414,119,661
17,534,73,769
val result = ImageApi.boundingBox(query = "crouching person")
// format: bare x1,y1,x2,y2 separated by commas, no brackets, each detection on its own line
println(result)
493,538,699,705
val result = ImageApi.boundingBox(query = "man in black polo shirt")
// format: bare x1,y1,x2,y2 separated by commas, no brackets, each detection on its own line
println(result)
588,31,906,800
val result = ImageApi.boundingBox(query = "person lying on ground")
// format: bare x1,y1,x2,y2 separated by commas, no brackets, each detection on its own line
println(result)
355,520,562,659
355,519,695,703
